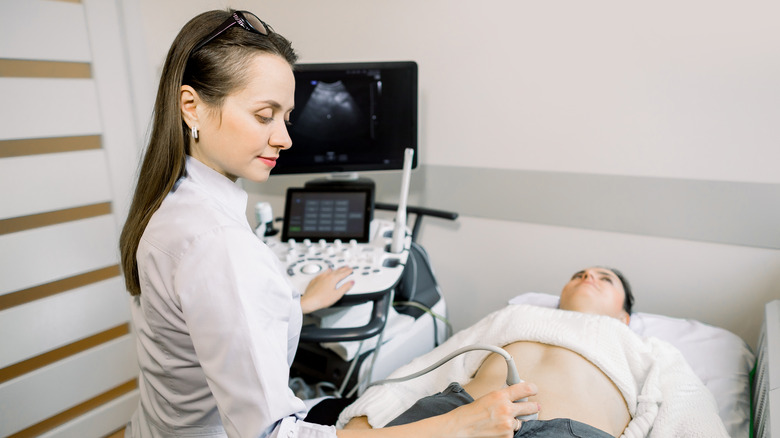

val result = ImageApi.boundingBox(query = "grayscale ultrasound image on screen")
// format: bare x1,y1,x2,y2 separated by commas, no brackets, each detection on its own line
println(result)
293,79,374,151
290,73,379,160
274,61,417,175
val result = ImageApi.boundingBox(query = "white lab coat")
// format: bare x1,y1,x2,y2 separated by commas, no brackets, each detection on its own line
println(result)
126,156,336,438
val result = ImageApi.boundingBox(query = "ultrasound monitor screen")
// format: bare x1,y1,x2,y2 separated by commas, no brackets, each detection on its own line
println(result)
282,188,372,242
273,61,418,175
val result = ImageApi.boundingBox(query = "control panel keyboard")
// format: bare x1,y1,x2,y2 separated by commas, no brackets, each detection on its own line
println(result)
265,219,411,297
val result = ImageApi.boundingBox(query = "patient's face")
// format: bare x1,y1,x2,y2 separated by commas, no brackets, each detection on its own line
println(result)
559,267,629,324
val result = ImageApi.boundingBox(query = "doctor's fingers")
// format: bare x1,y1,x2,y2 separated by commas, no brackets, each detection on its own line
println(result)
505,381,538,403
503,381,540,421
322,266,354,282
300,267,354,313
309,266,353,288
332,265,354,281
325,266,355,295
451,390,532,437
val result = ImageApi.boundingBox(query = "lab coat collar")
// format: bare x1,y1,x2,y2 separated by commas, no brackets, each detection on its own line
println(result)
184,155,249,225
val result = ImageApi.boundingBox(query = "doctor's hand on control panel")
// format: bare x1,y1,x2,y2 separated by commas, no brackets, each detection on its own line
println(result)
300,266,355,313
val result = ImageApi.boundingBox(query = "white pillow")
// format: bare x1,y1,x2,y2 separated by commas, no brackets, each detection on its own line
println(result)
508,292,754,438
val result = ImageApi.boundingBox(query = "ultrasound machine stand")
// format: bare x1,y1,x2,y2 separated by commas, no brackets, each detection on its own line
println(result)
266,149,458,398
289,203,457,398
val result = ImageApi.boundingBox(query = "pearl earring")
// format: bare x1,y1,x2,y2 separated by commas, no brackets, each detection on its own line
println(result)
191,126,199,140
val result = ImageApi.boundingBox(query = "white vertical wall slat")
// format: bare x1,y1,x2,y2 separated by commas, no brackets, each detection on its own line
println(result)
83,0,147,226
115,0,156,158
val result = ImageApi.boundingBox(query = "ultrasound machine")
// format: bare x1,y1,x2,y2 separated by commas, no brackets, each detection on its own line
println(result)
259,61,457,400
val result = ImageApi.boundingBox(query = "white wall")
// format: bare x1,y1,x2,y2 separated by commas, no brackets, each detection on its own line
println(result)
134,0,780,349
155,0,780,185
0,0,143,435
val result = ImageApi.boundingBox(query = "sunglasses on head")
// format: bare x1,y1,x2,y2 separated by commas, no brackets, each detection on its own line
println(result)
191,10,270,54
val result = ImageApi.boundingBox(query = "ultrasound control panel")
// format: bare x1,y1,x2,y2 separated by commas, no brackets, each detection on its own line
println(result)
266,187,411,298
266,218,410,297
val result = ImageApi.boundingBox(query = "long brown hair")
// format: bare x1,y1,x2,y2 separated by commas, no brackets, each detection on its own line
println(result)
119,10,298,296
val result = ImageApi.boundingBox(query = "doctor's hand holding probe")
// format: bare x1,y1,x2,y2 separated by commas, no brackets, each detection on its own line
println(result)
118,8,538,438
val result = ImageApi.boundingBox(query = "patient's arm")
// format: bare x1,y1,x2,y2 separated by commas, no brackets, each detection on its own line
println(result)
344,416,372,429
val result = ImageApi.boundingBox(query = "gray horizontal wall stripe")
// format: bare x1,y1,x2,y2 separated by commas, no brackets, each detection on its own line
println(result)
251,165,780,249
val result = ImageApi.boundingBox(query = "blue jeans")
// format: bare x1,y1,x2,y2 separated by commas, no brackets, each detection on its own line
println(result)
387,382,613,438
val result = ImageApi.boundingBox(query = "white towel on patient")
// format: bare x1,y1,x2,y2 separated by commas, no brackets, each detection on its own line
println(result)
337,304,728,437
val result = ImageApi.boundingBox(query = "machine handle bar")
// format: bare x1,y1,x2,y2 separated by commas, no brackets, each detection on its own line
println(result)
299,292,391,343
374,203,459,243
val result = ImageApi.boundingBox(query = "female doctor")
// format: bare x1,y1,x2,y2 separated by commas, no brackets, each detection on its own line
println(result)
119,9,538,438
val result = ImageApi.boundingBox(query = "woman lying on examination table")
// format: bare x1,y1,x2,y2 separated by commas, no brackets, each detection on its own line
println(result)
340,267,729,437
118,9,538,438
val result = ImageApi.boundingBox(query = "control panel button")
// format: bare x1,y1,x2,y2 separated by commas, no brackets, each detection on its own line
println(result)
301,263,322,275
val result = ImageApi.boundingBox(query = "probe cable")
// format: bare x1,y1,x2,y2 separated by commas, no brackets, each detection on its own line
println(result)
344,289,394,399
364,343,538,421
337,339,366,398
393,300,452,340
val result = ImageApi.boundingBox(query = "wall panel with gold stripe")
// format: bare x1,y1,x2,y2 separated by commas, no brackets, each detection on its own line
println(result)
0,0,140,436
0,0,91,62
0,78,102,138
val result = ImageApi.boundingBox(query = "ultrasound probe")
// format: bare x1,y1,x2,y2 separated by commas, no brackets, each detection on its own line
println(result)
366,343,539,421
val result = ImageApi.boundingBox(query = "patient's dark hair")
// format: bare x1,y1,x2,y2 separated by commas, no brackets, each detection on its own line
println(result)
602,267,633,315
